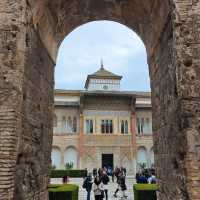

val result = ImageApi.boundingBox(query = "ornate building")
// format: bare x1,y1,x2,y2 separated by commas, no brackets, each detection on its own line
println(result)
52,64,154,174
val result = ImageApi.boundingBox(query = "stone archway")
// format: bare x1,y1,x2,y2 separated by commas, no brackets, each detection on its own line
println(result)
0,1,200,200
137,146,148,169
51,147,61,169
64,146,78,169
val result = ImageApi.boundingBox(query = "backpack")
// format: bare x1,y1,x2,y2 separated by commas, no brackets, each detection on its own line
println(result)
151,178,156,184
82,178,87,189
102,175,109,184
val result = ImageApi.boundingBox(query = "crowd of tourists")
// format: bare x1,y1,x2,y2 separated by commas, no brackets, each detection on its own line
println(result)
135,168,156,184
82,166,127,200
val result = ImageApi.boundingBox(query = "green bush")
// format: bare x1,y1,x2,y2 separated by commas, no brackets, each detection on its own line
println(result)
65,162,73,169
48,184,79,200
133,184,158,200
50,169,87,178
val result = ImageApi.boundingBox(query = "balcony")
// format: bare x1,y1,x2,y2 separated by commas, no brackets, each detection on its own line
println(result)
53,132,79,136
136,132,153,137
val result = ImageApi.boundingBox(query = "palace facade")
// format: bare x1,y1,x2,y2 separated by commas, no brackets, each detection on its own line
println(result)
52,65,154,175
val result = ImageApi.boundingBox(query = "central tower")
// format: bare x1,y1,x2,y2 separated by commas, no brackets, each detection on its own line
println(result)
85,61,122,91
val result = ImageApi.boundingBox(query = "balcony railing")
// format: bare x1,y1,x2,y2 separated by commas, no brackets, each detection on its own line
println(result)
136,133,153,136
53,132,79,136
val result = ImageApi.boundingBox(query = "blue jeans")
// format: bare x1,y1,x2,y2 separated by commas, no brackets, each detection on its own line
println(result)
87,191,91,200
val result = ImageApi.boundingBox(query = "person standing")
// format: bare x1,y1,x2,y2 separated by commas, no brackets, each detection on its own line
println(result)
122,167,126,177
83,173,93,200
98,168,103,177
113,170,121,198
138,173,148,183
148,172,156,184
119,172,128,198
113,171,128,198
93,176,104,200
93,168,97,178
101,171,110,200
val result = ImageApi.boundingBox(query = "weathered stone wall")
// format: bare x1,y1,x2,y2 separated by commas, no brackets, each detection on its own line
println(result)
14,20,54,200
173,1,200,199
150,6,186,200
0,0,199,199
0,1,54,199
0,0,27,199
151,1,200,199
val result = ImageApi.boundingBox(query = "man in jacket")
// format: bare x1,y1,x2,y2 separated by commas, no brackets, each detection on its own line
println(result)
83,173,93,200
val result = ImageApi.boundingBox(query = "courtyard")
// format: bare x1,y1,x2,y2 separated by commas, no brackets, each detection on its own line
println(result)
51,176,135,200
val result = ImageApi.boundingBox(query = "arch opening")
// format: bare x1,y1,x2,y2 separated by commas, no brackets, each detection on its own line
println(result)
51,147,61,169
53,21,153,180
64,146,78,169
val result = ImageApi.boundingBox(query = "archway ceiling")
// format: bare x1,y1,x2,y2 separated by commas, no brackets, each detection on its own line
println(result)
29,0,170,62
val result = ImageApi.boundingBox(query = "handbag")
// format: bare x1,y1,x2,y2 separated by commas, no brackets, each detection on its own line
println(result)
101,190,105,198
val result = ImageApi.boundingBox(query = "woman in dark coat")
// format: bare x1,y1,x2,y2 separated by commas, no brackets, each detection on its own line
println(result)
83,173,93,200
92,176,104,200
101,171,110,200
119,172,128,198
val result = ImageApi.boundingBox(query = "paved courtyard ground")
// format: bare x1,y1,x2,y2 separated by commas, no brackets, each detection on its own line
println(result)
51,176,135,200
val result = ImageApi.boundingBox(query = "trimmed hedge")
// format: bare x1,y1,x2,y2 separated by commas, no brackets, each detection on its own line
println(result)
48,184,79,200
133,184,158,200
50,169,87,178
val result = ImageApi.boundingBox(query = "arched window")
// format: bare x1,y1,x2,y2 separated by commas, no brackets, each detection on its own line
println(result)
143,118,150,134
137,118,148,134
121,120,128,134
51,147,61,169
101,120,105,133
73,117,77,133
101,119,113,134
64,147,78,169
53,114,57,127
125,120,128,134
150,147,154,167
137,118,141,134
137,147,147,169
121,120,125,133
86,119,93,134
141,118,144,133
62,116,66,131
67,116,72,133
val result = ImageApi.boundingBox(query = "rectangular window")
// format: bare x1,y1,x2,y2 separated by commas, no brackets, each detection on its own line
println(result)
144,118,150,134
101,119,113,134
109,120,113,133
86,119,93,134
72,117,77,133
121,120,124,134
124,120,128,134
101,120,105,133
137,117,152,135
137,118,140,134
141,118,144,133
121,120,128,134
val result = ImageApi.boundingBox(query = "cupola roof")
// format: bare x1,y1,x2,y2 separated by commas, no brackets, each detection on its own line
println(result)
85,60,122,89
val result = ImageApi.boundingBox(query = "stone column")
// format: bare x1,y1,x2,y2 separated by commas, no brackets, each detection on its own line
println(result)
130,111,137,174
78,113,84,169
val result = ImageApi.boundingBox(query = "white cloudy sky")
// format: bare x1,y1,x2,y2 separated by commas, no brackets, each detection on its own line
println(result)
55,21,150,91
